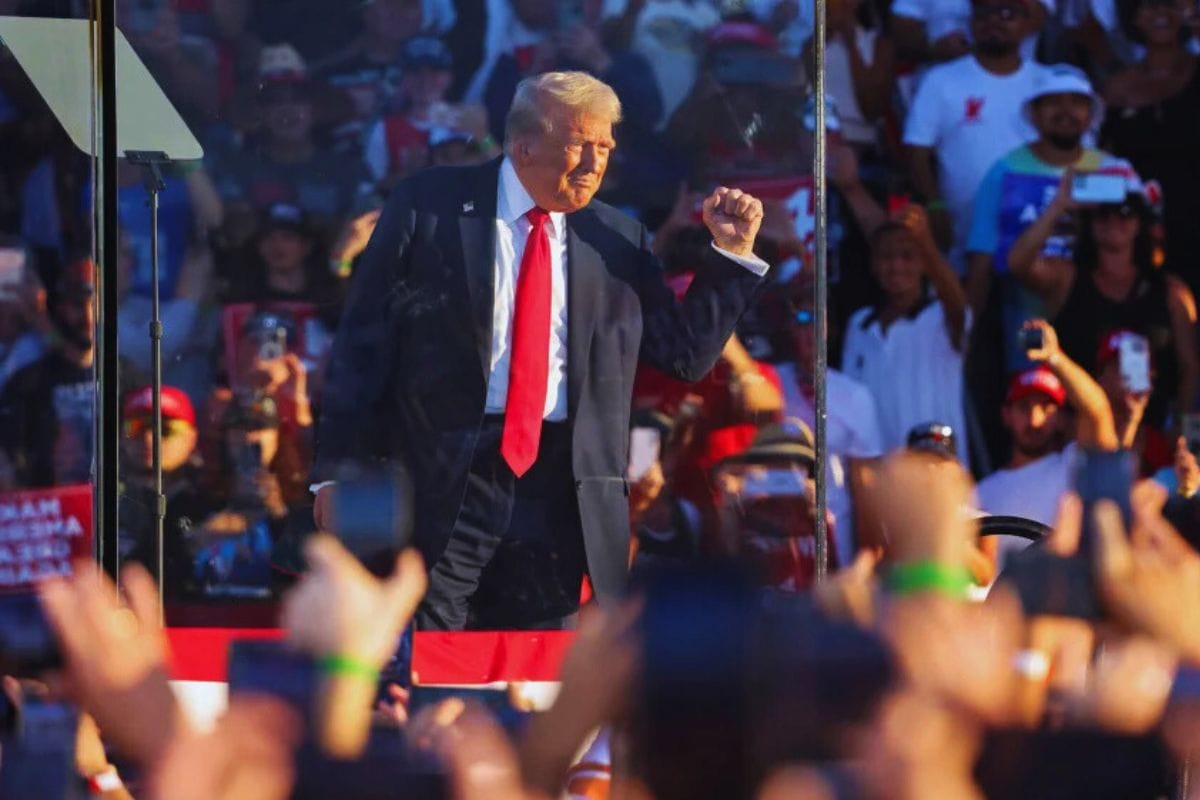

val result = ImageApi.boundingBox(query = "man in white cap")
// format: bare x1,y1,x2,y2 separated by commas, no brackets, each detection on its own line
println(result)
965,63,1140,346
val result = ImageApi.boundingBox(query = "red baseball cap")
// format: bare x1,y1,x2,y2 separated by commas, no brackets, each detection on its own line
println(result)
1006,367,1066,406
1096,329,1148,368
122,386,196,427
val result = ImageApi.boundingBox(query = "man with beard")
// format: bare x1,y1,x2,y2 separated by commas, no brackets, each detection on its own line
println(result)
975,319,1118,565
965,65,1140,358
903,0,1050,273
0,258,97,488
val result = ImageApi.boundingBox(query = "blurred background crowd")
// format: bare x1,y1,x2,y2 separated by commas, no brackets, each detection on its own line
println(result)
0,0,1199,798
0,0,1199,602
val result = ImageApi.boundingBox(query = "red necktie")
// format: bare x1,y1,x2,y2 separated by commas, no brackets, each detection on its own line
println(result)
500,207,551,477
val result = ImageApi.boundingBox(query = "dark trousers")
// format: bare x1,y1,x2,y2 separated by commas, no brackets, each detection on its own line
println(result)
415,418,586,631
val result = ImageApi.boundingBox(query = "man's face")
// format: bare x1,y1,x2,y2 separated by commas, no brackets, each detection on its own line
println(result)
511,101,615,213
262,93,314,146
970,0,1028,55
1032,93,1093,150
55,293,94,354
121,416,198,475
258,228,312,275
1002,395,1065,459
871,229,923,297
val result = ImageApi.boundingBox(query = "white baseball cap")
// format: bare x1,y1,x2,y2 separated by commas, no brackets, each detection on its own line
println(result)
1022,64,1103,126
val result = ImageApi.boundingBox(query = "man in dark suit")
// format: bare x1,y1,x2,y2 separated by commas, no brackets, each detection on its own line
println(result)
313,71,769,630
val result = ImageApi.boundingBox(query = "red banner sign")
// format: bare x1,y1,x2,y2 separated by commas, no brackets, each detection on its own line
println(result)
0,484,93,592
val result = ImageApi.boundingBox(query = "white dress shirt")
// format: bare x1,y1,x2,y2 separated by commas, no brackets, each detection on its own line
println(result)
486,159,571,420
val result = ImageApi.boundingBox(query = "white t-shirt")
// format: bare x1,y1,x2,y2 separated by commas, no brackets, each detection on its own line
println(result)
827,29,882,146
891,0,1054,60
841,299,971,463
975,442,1079,567
903,56,1047,270
774,362,885,565
622,0,723,127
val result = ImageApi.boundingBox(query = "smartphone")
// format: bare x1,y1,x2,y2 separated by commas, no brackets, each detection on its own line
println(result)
1071,173,1128,204
1018,327,1044,353
740,468,808,499
1118,334,1151,393
1183,413,1200,457
257,327,287,362
1074,448,1135,557
333,472,414,578
228,640,319,720
628,427,661,482
0,698,80,800
0,247,25,288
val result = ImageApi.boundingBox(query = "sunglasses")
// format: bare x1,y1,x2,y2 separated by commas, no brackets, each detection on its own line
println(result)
793,309,814,326
123,417,193,439
971,3,1026,19
1095,204,1137,219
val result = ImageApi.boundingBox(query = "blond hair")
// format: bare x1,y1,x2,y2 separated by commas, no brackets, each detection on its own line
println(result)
504,71,622,154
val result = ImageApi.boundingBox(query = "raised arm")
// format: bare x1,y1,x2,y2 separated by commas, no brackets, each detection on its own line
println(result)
1006,170,1077,314
1167,275,1200,420
1024,319,1120,450
899,205,968,350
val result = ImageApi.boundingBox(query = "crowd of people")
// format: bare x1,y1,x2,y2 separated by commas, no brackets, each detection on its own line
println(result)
1,0,1200,795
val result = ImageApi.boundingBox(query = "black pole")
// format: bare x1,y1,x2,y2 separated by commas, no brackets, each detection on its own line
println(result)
94,0,120,579
812,0,829,581
126,150,168,620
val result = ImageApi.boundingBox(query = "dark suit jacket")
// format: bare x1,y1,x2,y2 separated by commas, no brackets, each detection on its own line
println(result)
314,158,765,601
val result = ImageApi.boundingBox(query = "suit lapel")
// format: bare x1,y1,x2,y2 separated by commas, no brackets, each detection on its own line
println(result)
459,158,502,384
566,209,603,421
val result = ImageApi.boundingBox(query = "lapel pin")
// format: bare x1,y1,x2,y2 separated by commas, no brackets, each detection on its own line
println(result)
462,201,475,213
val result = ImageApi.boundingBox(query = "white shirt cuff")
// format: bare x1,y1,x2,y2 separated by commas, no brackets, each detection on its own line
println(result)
309,480,336,494
712,243,770,277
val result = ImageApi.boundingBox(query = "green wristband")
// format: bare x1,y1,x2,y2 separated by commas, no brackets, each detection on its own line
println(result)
925,200,947,211
319,653,380,682
884,561,973,600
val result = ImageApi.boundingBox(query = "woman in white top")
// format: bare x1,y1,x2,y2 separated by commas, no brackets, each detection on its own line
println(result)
841,205,972,463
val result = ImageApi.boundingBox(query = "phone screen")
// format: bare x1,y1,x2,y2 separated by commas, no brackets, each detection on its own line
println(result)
1118,335,1151,394
0,248,25,287
740,468,808,499
628,427,661,482
1074,448,1134,557
1071,173,1128,204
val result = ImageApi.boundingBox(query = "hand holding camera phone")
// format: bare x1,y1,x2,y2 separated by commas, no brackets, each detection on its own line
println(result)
1117,333,1151,394
1071,172,1128,204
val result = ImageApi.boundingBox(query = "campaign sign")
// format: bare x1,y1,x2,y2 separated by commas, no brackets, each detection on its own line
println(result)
0,484,93,593
995,172,1074,271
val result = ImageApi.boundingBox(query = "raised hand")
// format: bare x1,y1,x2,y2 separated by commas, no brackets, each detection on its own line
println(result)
702,186,765,258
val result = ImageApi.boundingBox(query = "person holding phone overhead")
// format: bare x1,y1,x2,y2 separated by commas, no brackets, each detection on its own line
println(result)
1005,165,1198,431
313,72,768,630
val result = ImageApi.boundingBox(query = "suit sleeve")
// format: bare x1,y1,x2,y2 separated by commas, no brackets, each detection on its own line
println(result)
313,183,416,480
635,227,768,383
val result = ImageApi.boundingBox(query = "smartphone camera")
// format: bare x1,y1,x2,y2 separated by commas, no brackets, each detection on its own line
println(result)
1018,327,1044,353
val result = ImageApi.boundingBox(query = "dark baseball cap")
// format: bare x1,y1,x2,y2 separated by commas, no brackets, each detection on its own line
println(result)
261,202,313,237
400,36,453,71
718,417,816,471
